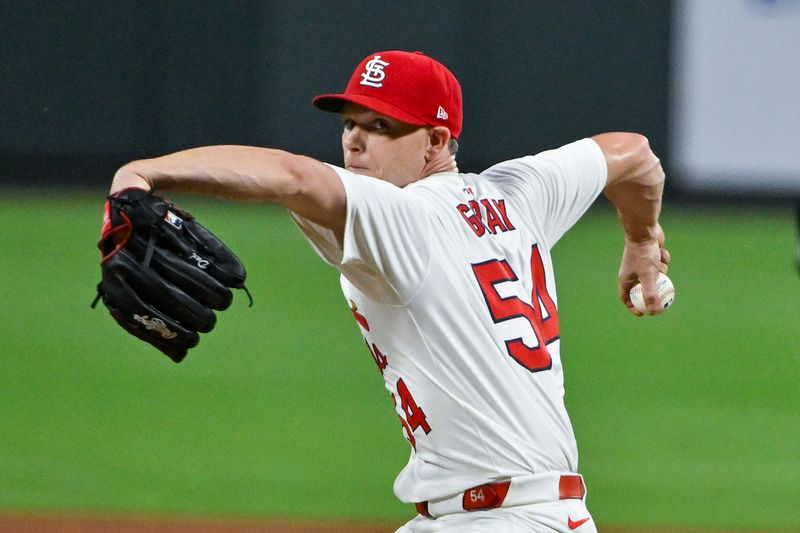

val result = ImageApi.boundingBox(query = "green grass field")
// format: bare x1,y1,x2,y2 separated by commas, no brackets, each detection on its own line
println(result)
1,188,798,531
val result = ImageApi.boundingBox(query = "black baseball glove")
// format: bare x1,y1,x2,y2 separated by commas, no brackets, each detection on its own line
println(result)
91,188,249,362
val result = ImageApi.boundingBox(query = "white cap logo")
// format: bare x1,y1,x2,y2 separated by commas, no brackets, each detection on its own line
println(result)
437,106,449,120
360,55,390,88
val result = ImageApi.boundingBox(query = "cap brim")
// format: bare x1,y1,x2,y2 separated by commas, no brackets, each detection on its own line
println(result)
312,93,428,127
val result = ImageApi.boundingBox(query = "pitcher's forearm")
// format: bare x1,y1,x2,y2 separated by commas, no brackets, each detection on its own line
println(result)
605,165,664,244
593,133,665,243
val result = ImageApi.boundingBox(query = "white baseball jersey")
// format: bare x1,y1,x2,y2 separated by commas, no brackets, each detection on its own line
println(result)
291,138,607,504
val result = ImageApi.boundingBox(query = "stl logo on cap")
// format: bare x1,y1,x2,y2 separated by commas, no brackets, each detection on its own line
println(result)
360,55,390,88
312,50,463,138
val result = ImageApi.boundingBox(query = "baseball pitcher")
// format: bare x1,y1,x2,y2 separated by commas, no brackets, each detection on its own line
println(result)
97,50,669,532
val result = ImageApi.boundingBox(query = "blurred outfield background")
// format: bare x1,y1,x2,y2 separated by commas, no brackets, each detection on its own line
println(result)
1,193,798,531
1,1,799,532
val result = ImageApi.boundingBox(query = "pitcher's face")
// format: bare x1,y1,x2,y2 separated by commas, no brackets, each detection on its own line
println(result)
340,103,431,188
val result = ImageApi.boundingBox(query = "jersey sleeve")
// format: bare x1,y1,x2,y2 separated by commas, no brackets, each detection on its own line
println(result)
482,138,607,245
289,165,432,304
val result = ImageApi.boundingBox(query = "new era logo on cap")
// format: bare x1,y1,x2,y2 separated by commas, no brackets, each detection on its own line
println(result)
313,50,463,139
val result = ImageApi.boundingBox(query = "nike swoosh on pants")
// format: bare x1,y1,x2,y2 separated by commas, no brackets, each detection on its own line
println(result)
568,516,591,529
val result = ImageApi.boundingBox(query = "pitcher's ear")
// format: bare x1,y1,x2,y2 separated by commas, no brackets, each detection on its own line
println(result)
426,126,452,159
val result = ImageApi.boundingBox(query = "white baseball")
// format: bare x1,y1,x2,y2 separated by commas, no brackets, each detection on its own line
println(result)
629,272,675,315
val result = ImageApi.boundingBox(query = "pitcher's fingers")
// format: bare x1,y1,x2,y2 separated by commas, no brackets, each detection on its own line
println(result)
660,247,671,265
640,274,661,315
619,279,644,316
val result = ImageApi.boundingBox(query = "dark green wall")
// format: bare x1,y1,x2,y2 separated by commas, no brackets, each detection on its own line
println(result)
0,1,671,186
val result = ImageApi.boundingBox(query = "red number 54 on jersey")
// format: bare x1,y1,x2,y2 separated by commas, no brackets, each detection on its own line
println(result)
392,378,431,450
472,244,559,372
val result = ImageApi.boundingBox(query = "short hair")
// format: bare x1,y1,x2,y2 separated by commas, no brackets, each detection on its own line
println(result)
448,138,459,157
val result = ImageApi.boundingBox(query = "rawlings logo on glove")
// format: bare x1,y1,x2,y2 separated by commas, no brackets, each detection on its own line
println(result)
133,314,178,339
91,188,250,362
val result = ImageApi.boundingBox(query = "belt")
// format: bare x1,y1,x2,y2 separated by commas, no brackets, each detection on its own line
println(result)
415,473,586,519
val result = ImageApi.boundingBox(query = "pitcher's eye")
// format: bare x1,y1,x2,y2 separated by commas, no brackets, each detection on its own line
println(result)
372,119,389,132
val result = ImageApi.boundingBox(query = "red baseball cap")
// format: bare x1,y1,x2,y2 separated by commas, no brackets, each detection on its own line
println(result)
313,50,463,139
